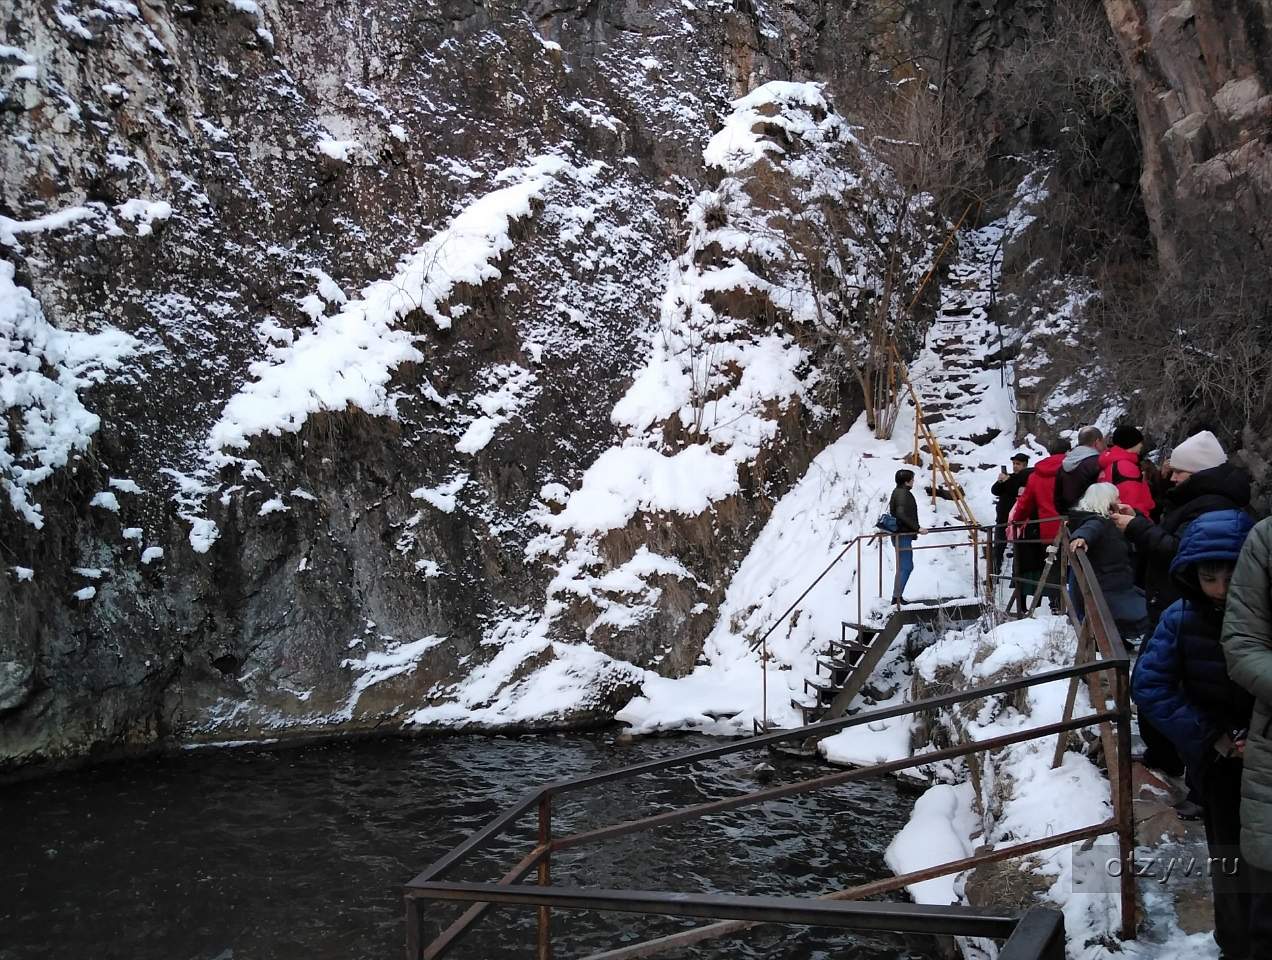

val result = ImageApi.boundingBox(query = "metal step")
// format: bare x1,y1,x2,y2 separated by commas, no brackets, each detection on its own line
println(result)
770,738,819,759
791,698,822,724
816,656,854,675
804,676,840,699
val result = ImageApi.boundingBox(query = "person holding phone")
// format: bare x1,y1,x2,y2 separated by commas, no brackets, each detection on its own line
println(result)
991,454,1031,572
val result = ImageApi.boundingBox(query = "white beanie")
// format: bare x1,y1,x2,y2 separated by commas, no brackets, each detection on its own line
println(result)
1169,430,1227,473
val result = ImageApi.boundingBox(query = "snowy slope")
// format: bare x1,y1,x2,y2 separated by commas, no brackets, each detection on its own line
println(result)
619,191,1050,741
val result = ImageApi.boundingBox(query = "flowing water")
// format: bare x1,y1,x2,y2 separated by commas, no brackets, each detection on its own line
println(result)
0,732,939,960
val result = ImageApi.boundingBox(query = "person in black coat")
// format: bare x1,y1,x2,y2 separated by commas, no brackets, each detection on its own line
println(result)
1112,431,1252,810
890,469,920,604
1112,430,1252,626
991,453,1030,572
1068,482,1150,643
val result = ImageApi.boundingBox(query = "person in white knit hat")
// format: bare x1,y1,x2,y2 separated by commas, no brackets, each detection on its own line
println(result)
1113,429,1251,625
1166,429,1228,481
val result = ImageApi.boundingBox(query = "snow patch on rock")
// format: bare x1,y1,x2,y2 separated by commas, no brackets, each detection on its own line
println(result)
208,155,577,451
1,262,137,527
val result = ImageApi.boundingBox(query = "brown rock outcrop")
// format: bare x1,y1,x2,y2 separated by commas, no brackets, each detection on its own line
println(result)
1103,0,1272,269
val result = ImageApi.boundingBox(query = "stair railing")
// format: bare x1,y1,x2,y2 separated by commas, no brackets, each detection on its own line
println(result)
887,338,978,528
873,200,979,440
749,522,997,732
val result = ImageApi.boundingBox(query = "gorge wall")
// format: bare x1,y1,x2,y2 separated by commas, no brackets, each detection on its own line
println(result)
2,0,1266,774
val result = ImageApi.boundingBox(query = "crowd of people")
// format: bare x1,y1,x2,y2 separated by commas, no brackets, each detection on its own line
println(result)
995,425,1272,958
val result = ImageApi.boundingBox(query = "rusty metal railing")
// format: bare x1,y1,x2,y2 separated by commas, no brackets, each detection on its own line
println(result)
404,508,1136,958
404,585,1134,957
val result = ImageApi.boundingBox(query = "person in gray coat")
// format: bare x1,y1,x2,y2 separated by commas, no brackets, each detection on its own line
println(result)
1221,514,1272,957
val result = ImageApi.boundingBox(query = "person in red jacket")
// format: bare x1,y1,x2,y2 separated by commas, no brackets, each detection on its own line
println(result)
1012,437,1070,545
1099,424,1156,517
1009,437,1071,601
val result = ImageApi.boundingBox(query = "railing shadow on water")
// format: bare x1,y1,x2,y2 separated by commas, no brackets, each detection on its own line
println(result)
403,518,1133,960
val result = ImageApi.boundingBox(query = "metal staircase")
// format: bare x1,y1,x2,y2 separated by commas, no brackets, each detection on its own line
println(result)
758,601,983,755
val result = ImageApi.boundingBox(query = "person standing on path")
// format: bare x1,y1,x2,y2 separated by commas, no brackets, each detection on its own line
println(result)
1135,509,1260,959
1113,430,1252,625
1099,424,1155,517
1067,483,1150,645
1054,425,1106,515
1221,515,1272,957
1113,430,1250,815
1010,438,1071,600
890,469,920,605
991,453,1031,573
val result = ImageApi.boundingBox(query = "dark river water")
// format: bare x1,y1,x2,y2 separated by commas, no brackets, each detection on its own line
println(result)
0,732,939,960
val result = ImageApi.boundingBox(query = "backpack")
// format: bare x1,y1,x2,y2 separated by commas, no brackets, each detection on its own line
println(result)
876,512,899,533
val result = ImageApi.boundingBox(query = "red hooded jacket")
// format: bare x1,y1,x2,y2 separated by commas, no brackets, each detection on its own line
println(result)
1010,452,1065,543
1099,446,1156,517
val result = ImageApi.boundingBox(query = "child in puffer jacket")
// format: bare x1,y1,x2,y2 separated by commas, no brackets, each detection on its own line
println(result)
1133,508,1258,960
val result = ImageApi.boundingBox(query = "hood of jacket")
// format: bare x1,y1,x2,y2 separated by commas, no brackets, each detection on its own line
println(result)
1031,452,1065,479
1062,445,1099,472
1166,462,1252,511
1100,446,1140,470
1169,508,1256,602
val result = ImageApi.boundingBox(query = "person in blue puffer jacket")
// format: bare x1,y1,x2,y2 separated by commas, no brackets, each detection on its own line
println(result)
1133,508,1258,960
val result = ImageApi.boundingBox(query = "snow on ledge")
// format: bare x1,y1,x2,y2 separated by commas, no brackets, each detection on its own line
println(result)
341,635,445,717
549,445,739,535
703,80,847,174
115,199,172,236
208,155,573,451
884,782,978,905
315,137,361,163
412,474,468,512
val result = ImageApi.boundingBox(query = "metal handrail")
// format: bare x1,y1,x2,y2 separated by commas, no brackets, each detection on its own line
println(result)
746,514,1069,663
405,510,1136,959
406,649,1131,956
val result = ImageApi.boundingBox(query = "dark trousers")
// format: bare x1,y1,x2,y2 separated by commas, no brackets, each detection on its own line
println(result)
992,521,1009,572
1140,717,1185,776
1201,757,1272,958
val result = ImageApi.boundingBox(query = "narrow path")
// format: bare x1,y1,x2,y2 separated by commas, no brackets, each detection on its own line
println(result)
910,223,1016,508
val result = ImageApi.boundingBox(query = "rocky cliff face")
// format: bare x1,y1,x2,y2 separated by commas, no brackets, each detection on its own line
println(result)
4,0,1263,775
5,0,944,771
1102,0,1272,271
1,0,804,769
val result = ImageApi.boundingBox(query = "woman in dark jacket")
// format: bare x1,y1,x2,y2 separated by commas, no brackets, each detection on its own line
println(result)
1068,482,1149,642
1113,433,1251,626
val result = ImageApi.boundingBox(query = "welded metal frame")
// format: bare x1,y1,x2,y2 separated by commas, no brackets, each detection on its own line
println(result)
404,518,1134,959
